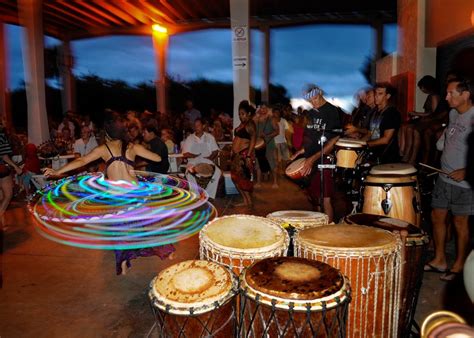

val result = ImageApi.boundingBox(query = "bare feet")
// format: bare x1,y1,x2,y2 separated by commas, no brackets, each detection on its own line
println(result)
272,183,279,189
232,201,247,207
168,252,175,260
120,261,129,275
254,183,262,188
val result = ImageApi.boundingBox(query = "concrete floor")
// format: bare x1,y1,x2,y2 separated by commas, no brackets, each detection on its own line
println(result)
0,175,472,337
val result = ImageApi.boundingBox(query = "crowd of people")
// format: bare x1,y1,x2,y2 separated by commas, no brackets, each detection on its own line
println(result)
0,74,473,279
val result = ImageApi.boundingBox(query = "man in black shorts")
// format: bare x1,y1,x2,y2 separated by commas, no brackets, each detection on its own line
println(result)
292,84,342,222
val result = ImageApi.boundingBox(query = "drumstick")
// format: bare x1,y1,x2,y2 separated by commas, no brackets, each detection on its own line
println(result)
418,163,450,176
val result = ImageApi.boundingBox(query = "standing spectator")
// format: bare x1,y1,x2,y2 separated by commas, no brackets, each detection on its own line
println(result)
19,144,41,197
0,125,22,228
425,78,474,281
58,115,75,137
73,126,98,157
255,103,279,188
142,120,169,174
183,99,201,128
273,106,290,173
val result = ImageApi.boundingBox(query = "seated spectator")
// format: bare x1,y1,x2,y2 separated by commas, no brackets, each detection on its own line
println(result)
73,126,98,157
211,119,225,142
161,129,176,154
182,118,221,199
142,120,169,174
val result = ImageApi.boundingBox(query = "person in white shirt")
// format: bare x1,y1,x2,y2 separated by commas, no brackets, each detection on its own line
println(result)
182,118,221,199
73,126,98,157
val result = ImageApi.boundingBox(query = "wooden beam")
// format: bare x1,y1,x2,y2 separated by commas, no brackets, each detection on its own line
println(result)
75,2,124,25
158,0,185,21
119,2,151,25
58,1,111,26
172,0,197,19
44,3,99,27
141,1,177,24
92,1,138,25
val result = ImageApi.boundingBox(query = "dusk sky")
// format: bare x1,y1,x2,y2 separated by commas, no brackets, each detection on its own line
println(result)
6,23,397,110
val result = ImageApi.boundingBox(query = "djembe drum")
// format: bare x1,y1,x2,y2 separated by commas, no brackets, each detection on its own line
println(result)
285,158,309,188
239,256,351,337
362,163,421,226
294,224,402,338
191,163,215,190
199,215,289,275
148,260,238,337
343,213,429,336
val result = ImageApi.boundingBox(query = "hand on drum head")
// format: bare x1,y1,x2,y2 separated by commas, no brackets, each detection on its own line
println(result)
301,158,314,177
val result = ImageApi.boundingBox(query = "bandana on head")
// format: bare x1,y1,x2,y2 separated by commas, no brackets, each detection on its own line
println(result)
303,85,322,101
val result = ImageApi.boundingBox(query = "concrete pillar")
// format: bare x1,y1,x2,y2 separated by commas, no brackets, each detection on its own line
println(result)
18,0,49,145
0,23,11,128
60,39,75,114
397,0,436,111
152,31,168,114
371,19,384,84
230,0,250,130
261,25,270,104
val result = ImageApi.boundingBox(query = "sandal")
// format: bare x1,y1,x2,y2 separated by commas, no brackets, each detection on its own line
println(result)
423,263,448,273
440,270,462,281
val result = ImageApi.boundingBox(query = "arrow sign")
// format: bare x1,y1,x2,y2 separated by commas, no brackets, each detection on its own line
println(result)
233,56,248,70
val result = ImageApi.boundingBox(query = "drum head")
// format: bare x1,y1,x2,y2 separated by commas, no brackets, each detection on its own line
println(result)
297,224,396,249
201,215,287,252
244,257,344,301
285,158,305,175
344,213,420,234
194,163,214,177
336,138,365,148
369,163,417,175
150,260,237,315
267,210,328,227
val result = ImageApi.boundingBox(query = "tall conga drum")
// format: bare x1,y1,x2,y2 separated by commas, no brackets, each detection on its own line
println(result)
294,224,402,338
335,138,367,169
344,213,429,336
362,163,421,226
199,215,289,275
239,256,351,337
148,260,238,337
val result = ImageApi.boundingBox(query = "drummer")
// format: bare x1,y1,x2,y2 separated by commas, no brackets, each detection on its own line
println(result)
291,84,342,222
182,118,222,199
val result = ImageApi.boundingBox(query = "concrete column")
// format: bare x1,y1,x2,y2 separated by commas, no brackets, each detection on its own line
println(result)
397,0,436,111
230,0,250,130
371,19,384,84
19,0,49,145
261,25,270,104
152,31,168,114
60,39,75,114
0,23,11,128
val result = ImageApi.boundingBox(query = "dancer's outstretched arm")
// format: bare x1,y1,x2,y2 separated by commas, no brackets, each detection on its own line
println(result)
44,146,103,177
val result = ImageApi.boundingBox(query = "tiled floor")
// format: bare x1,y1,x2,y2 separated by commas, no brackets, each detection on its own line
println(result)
0,174,472,337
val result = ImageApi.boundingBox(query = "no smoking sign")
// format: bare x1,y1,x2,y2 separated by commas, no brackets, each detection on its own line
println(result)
233,26,247,42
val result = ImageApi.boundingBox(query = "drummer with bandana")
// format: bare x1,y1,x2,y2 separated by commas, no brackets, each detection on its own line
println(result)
291,84,342,222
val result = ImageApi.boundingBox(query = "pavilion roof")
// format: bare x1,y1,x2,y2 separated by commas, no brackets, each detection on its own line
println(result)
0,0,396,40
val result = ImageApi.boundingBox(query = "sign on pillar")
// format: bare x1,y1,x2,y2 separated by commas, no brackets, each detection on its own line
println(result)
230,0,250,130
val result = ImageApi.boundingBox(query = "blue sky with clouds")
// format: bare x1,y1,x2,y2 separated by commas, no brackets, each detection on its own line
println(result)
6,23,396,108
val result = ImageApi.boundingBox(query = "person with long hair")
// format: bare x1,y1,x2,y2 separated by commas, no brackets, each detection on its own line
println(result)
231,100,257,207
44,111,174,275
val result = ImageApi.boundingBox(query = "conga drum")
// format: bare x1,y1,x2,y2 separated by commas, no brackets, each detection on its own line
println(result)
343,213,429,336
335,138,366,169
285,158,309,187
199,215,289,275
294,224,402,338
239,256,351,337
362,163,421,226
148,260,238,337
